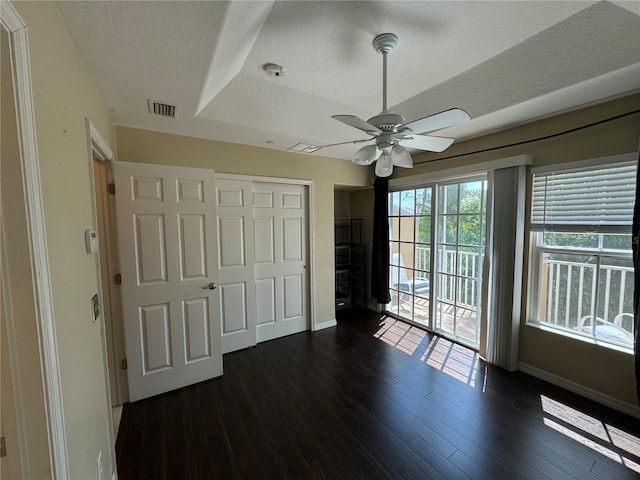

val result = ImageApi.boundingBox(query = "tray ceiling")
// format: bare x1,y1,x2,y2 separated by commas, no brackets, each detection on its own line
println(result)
57,1,640,160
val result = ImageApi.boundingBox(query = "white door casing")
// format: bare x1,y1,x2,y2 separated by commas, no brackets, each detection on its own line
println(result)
253,182,309,342
114,161,222,402
216,178,257,354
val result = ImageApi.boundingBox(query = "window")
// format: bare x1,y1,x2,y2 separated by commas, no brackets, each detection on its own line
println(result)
529,159,636,350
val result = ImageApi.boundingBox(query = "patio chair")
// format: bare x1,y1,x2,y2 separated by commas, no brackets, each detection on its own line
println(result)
390,253,430,297
576,315,633,346
614,312,634,333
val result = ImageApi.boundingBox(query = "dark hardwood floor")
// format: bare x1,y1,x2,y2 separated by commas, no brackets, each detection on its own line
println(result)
116,308,640,479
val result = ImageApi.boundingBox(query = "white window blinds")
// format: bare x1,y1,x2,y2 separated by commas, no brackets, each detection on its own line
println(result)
531,161,637,233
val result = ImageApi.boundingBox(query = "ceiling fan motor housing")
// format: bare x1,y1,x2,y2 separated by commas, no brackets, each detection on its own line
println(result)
368,112,405,133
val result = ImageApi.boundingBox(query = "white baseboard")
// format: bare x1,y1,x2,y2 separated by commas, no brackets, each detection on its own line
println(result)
518,362,640,419
313,319,337,331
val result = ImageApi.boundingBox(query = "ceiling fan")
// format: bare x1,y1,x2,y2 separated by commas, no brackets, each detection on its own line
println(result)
325,33,470,177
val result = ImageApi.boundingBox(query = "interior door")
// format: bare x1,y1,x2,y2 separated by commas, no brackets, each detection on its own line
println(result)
216,178,256,354
253,182,309,342
114,161,222,402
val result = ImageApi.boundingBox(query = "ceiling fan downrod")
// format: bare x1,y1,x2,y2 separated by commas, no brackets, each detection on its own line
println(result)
372,33,398,114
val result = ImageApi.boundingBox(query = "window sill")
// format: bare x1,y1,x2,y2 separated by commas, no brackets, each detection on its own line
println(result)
525,321,633,355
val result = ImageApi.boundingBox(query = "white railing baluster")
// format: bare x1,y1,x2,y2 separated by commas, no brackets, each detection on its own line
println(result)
619,270,626,315
577,266,584,321
565,265,572,328
546,262,553,323
590,262,597,320
553,265,561,325
604,268,612,322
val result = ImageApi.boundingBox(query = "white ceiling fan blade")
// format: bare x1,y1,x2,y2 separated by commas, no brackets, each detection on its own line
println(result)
399,135,455,152
332,115,382,136
400,108,470,135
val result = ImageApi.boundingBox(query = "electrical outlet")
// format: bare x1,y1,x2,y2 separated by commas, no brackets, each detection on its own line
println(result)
97,451,103,480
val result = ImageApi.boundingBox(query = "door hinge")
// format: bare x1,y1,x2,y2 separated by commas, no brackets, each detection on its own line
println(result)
107,183,116,195
121,358,127,370
0,436,6,457
114,273,122,285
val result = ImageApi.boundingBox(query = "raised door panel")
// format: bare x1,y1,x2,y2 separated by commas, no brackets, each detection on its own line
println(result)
178,214,207,280
134,214,168,285
254,217,275,264
282,217,302,262
183,297,211,363
220,283,247,334
283,274,303,320
132,176,163,202
140,303,172,374
177,179,204,203
256,278,276,325
281,191,302,209
218,217,245,268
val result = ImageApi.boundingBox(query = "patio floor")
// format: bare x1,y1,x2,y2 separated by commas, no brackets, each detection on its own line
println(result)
388,294,479,347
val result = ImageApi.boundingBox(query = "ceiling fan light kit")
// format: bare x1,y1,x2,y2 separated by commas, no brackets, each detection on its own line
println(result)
352,144,379,165
329,33,470,177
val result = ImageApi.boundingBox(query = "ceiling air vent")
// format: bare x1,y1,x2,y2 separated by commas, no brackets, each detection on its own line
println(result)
288,143,319,153
148,99,178,118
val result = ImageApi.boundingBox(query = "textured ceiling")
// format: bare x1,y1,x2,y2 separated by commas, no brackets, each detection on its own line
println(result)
57,0,640,160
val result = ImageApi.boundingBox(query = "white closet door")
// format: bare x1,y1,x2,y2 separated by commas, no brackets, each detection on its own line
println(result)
216,178,257,354
114,161,222,402
253,182,309,342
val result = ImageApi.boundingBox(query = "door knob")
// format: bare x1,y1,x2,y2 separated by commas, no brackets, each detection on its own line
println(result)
202,282,217,290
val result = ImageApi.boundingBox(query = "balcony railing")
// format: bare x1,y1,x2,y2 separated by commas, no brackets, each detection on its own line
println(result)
539,254,634,345
415,246,481,309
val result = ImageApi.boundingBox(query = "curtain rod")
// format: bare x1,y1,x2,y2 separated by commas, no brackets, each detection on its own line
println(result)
413,108,640,167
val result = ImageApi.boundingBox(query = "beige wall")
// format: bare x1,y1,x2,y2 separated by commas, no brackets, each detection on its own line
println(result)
115,126,370,325
350,188,375,307
334,190,352,218
12,2,116,478
354,93,640,408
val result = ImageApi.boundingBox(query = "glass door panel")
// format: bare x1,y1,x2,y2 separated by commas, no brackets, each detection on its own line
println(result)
435,180,486,348
388,188,432,326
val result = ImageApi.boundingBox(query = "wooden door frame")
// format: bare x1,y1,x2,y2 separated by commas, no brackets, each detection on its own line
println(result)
86,120,128,406
215,173,319,331
84,120,130,479
1,2,69,477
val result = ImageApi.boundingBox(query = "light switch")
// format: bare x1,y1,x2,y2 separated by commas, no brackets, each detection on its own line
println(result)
85,229,98,253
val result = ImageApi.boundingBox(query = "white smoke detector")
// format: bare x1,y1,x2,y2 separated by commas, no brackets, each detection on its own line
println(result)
264,63,284,78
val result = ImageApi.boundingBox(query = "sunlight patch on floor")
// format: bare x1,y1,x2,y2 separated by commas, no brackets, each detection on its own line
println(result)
421,336,479,388
541,395,640,473
373,316,485,389
373,317,426,356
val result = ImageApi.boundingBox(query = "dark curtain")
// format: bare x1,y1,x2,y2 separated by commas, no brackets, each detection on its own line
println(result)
633,147,640,403
372,177,391,304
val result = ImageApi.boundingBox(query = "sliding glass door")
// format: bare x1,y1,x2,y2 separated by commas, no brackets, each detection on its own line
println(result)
387,177,487,349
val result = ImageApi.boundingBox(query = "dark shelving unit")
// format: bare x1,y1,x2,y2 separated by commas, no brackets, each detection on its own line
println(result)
335,219,366,311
